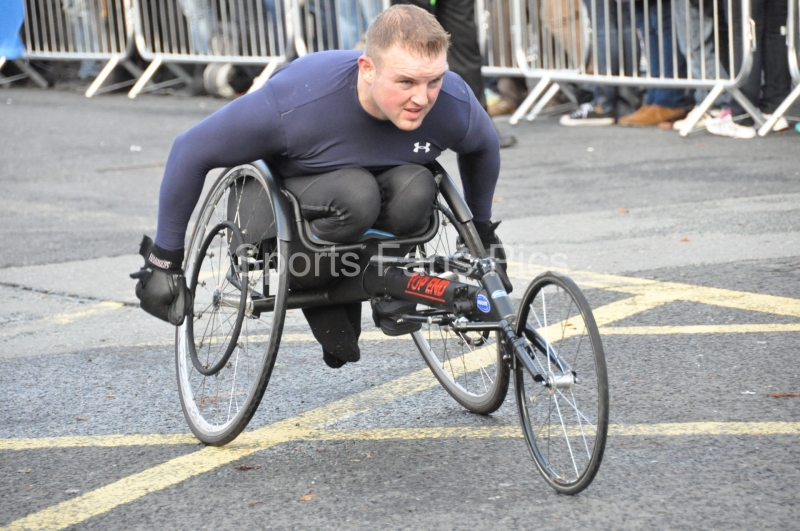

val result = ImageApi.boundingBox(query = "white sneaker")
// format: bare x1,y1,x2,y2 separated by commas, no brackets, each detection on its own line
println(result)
763,114,790,132
706,109,756,139
672,108,721,130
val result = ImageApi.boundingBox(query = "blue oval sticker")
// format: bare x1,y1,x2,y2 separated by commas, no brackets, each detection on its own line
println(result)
476,294,491,313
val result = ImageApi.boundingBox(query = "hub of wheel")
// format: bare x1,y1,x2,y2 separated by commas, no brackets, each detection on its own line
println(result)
546,372,575,394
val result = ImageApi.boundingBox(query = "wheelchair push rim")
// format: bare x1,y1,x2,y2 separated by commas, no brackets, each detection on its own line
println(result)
176,165,288,446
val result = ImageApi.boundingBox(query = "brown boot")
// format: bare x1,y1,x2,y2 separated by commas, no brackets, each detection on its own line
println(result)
619,104,686,127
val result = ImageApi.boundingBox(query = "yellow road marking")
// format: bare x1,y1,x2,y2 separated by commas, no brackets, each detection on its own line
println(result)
3,422,799,454
4,267,800,529
0,433,199,452
613,282,800,319
512,264,800,319
600,324,800,335
1,428,301,531
49,302,125,325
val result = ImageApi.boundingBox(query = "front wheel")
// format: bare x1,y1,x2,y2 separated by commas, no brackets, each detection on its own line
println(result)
514,272,608,494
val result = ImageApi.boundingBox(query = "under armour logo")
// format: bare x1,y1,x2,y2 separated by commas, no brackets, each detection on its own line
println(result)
413,142,431,153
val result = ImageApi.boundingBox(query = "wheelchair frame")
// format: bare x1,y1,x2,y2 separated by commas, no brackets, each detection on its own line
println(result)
175,158,610,494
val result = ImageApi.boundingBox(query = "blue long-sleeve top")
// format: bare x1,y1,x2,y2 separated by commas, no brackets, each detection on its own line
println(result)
155,50,501,250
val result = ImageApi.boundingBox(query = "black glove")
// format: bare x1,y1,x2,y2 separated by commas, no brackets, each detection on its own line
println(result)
473,220,513,294
130,235,193,326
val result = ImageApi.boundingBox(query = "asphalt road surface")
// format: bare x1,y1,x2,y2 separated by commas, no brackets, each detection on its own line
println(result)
1,87,799,530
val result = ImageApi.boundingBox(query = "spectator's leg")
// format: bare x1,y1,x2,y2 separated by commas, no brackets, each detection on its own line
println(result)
760,0,791,114
586,0,619,111
724,0,764,118
434,0,486,108
646,0,687,109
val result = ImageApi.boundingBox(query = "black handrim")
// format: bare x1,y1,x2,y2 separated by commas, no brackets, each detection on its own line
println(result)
187,221,247,376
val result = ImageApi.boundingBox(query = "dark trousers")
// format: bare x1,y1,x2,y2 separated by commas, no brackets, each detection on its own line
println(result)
636,0,687,109
282,164,437,363
281,164,437,290
724,0,791,114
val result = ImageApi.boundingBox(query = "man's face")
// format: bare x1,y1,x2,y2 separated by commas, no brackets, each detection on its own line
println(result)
358,45,448,131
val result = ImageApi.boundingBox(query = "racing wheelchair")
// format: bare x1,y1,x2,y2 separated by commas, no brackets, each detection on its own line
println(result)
175,160,609,494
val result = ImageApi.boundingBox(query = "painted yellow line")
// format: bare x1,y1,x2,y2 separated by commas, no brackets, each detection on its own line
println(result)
316,421,800,441
508,263,656,290
0,365,450,529
0,302,127,340
600,324,800,335
608,421,800,437
4,422,799,455
4,420,798,529
613,282,800,319
49,302,125,325
1,429,301,531
0,433,199,452
0,347,489,529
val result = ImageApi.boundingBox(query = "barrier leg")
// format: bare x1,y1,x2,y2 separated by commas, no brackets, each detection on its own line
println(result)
509,77,551,125
86,57,120,98
758,83,800,136
129,56,163,99
526,83,562,122
247,60,280,94
85,58,145,97
0,59,48,88
729,87,766,127
679,83,724,137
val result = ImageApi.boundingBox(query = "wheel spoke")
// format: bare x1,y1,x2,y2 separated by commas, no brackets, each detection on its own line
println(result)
176,170,287,444
515,276,607,493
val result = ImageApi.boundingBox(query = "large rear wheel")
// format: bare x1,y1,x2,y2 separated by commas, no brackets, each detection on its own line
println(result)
176,165,289,446
411,203,510,414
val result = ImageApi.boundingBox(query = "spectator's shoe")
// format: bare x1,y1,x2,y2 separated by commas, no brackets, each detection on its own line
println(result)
672,108,722,130
706,109,756,139
498,133,518,148
619,104,686,126
559,103,615,126
372,299,421,336
488,98,518,117
763,114,789,132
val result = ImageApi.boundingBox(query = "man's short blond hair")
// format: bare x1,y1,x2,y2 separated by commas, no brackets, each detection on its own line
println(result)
365,4,450,66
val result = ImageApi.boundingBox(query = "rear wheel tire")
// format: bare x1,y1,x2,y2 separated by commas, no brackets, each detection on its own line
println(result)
176,165,289,446
411,203,510,414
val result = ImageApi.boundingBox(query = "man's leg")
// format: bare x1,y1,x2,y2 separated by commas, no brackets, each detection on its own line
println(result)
283,167,381,243
369,165,438,336
373,165,437,235
283,167,381,367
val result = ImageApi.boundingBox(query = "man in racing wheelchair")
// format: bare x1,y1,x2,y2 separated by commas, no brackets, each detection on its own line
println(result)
132,4,507,369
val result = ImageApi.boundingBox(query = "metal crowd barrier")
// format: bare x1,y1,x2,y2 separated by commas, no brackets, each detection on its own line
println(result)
128,0,291,98
483,0,762,136
291,0,387,56
20,0,141,97
758,0,799,136
479,0,590,121
0,57,49,89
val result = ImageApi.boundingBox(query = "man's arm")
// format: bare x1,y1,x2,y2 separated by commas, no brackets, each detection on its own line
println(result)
450,91,501,224
155,87,286,251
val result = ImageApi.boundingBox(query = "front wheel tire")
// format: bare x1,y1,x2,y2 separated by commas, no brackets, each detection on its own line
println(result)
514,271,609,494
